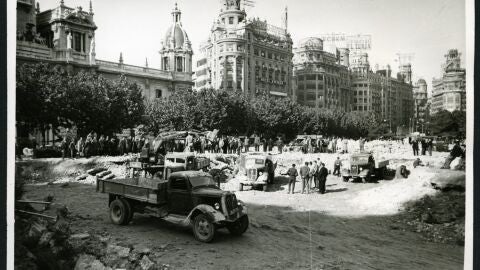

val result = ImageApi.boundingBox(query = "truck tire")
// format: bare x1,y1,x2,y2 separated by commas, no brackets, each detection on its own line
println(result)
192,214,215,243
342,176,349,182
120,198,133,225
110,199,128,225
227,215,249,236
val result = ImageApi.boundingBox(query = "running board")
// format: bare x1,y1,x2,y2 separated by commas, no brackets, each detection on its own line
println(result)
163,214,191,226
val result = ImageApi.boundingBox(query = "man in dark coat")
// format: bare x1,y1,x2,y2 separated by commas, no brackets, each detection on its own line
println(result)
318,163,329,194
441,140,464,169
412,139,419,156
286,164,298,194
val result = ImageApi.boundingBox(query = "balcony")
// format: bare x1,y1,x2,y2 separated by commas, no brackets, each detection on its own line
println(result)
17,0,33,7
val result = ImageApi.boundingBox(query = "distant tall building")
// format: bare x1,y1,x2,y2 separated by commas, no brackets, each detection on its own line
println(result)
431,49,466,114
412,79,429,130
195,0,293,98
293,37,351,111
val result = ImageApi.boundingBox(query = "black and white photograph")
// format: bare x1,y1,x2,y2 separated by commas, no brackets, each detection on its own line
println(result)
9,0,474,269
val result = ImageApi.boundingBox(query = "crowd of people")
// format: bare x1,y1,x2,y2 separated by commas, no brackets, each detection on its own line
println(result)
409,137,434,156
60,132,148,159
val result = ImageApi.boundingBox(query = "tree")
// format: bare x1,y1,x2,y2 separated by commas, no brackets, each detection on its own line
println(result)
16,63,146,140
429,110,466,137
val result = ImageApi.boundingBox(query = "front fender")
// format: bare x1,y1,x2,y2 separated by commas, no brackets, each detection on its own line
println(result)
186,204,226,225
238,200,248,215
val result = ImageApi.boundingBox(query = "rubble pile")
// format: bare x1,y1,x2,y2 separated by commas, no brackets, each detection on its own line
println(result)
400,191,465,245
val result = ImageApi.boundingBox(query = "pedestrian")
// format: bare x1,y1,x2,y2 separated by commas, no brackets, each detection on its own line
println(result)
359,137,365,152
318,163,328,194
427,138,433,156
76,137,84,158
268,137,273,152
60,137,68,159
342,138,348,154
185,132,193,152
286,164,298,194
311,160,319,189
254,133,260,152
299,162,310,194
99,135,106,156
69,139,76,159
333,157,342,177
277,137,284,154
421,139,427,155
412,139,419,156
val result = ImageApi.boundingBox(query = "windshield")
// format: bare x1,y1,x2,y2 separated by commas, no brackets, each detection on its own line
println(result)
189,176,217,188
246,158,265,167
351,156,369,163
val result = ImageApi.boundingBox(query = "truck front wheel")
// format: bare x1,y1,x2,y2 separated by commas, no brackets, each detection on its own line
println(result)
110,199,128,225
193,214,215,243
227,215,249,236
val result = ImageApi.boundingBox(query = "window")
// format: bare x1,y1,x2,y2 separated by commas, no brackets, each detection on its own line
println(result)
229,17,234,24
176,57,184,72
254,48,259,56
222,18,225,24
170,177,188,190
156,89,162,99
73,32,82,52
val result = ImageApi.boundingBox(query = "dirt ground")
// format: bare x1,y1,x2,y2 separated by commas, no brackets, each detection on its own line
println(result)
19,158,464,269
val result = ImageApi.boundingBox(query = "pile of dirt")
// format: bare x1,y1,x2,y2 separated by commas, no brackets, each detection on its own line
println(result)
396,191,465,246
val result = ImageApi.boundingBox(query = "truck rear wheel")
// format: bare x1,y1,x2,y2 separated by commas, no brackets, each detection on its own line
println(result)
227,215,249,236
120,198,133,225
192,214,215,243
110,199,128,225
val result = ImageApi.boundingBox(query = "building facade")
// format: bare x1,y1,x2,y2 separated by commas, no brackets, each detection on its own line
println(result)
195,0,293,98
293,37,351,111
412,79,429,130
349,52,414,130
16,0,193,102
431,49,466,114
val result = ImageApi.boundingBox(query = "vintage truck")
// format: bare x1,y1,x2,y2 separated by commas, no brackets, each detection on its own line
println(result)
236,153,276,191
341,152,389,183
97,171,249,243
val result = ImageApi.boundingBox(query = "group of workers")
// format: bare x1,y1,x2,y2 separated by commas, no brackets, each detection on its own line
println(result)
284,159,330,194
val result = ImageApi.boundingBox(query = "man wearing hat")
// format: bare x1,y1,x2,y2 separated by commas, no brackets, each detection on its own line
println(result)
318,163,329,194
441,140,464,169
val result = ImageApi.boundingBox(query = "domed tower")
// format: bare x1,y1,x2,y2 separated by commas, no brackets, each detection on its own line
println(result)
159,3,193,74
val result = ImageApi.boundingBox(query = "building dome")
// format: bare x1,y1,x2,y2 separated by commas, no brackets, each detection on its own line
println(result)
416,78,427,85
298,37,323,50
163,24,189,49
161,3,191,51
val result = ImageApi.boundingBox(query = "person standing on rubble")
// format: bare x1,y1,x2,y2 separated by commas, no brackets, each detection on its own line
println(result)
359,137,365,152
76,137,84,158
427,138,433,156
342,138,348,154
299,162,310,194
286,164,298,194
411,138,419,156
254,133,260,152
333,157,342,177
185,132,193,152
441,140,464,169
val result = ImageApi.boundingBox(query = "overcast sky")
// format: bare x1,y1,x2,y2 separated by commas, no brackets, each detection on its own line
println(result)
37,0,466,86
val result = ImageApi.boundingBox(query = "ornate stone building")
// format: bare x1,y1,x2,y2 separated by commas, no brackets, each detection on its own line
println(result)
16,0,193,102
431,49,466,114
293,37,351,111
194,0,293,98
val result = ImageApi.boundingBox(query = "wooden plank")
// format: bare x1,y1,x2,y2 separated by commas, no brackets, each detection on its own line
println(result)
17,200,52,205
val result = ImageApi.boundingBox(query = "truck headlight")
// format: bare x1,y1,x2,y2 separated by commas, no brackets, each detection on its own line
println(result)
214,203,220,210
259,172,263,176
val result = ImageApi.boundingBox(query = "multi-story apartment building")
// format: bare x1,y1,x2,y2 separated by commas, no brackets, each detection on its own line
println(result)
16,0,193,101
194,0,293,98
431,49,466,114
412,79,429,129
293,38,351,111
350,52,414,130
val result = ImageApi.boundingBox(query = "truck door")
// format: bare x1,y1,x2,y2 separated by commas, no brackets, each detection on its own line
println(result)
168,176,193,215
